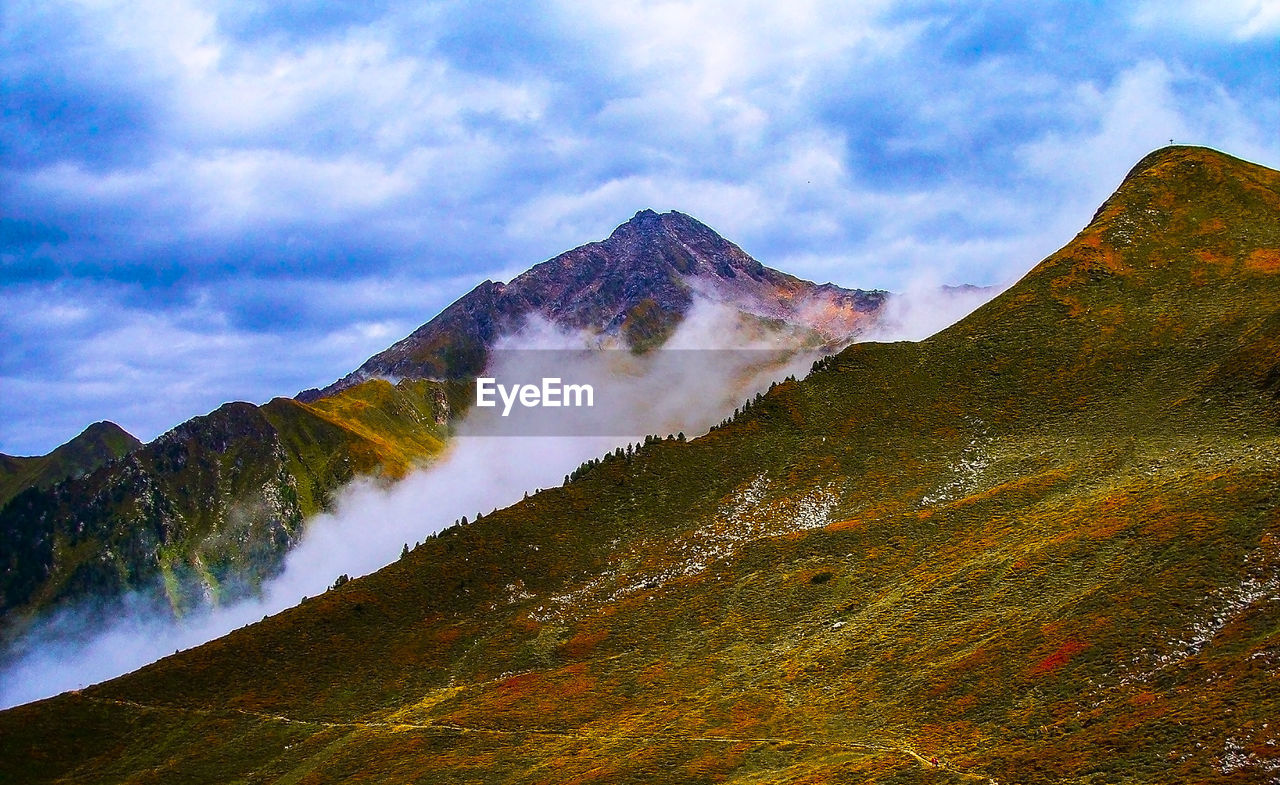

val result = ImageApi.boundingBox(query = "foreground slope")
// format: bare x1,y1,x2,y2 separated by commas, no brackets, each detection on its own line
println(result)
5,146,1280,784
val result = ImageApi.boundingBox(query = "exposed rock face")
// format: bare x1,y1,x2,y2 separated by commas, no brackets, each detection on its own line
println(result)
305,210,886,398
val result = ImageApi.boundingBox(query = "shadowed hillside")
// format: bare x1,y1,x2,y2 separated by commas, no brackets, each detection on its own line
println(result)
0,380,461,622
3,146,1280,784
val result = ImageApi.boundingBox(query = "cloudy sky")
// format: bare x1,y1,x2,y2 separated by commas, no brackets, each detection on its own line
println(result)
2,0,1278,455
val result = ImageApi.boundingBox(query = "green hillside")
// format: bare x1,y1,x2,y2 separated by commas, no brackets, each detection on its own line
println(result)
0,379,460,621
3,146,1279,784
0,421,142,510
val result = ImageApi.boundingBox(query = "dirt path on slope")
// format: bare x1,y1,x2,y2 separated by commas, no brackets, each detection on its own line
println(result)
76,694,999,783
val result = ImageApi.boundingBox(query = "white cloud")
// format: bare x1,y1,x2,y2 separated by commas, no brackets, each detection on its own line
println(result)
1019,62,1189,190
1132,0,1280,41
1018,60,1280,219
506,173,772,255
555,0,910,96
82,0,224,75
12,1,556,245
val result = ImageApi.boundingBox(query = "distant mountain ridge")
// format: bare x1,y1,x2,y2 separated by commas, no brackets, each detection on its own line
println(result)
1,210,889,628
0,421,141,510
0,386,456,624
303,210,886,399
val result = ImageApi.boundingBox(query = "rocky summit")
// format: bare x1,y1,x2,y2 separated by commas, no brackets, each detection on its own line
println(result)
307,209,886,397
0,421,141,511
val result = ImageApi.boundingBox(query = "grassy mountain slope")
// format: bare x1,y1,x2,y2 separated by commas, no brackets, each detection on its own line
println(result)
0,379,455,622
5,146,1280,784
0,421,141,510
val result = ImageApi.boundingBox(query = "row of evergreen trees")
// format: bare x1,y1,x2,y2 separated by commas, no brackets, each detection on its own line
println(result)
563,431,688,484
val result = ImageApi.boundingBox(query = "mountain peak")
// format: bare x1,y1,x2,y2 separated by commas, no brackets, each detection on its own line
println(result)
77,420,137,443
962,143,1280,338
594,209,759,283
311,211,887,394
1120,145,1234,184
0,419,141,509
1079,144,1280,232
605,208,704,242
605,208,665,241
1092,145,1277,227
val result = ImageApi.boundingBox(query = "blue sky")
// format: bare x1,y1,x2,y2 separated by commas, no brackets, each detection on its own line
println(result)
2,0,1278,455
